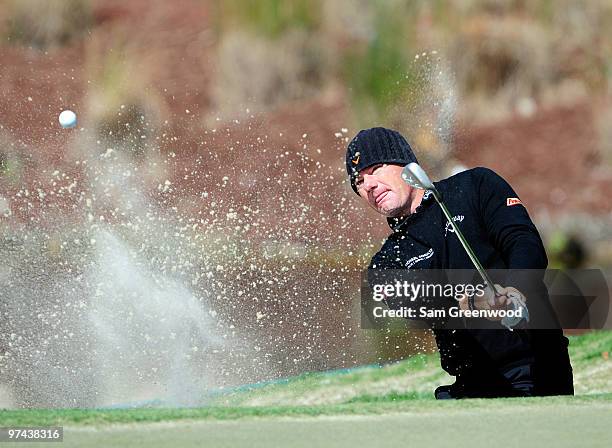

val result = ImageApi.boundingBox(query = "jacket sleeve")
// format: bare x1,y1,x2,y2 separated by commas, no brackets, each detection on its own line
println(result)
472,167,560,329
472,167,548,270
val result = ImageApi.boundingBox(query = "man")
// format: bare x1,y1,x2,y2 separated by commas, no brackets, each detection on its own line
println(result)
346,127,574,399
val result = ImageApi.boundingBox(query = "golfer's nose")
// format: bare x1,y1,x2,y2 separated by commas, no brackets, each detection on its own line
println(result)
363,174,377,191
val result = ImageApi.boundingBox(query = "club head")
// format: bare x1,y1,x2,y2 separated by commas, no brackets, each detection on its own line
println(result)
401,163,435,191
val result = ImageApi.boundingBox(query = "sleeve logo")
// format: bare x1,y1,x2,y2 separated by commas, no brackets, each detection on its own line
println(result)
506,197,522,206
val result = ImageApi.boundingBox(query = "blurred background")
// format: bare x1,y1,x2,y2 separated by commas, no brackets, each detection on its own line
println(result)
0,0,611,407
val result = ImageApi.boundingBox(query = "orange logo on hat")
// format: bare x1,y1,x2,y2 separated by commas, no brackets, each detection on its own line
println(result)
352,152,360,165
507,197,522,206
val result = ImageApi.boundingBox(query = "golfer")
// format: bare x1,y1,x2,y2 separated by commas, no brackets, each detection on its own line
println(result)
347,127,574,399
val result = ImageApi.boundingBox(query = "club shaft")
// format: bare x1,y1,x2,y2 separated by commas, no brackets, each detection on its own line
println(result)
433,191,501,296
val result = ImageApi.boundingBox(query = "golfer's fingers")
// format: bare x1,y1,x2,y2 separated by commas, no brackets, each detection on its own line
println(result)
506,286,525,301
491,296,513,308
487,285,502,306
483,284,496,304
491,284,513,306
493,284,508,295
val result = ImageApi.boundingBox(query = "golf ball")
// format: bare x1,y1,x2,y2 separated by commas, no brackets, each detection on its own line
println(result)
59,110,77,129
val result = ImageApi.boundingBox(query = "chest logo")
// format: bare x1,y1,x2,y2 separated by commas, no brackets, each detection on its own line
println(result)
507,197,522,206
444,215,465,237
406,248,434,269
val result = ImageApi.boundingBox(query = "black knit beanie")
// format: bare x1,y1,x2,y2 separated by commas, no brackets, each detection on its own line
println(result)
346,127,418,194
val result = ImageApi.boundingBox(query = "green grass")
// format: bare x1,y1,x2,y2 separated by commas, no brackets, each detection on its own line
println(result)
1,394,611,427
212,331,612,407
1,331,610,428
21,403,612,448
342,1,418,125
568,330,612,363
212,0,321,38
211,351,449,407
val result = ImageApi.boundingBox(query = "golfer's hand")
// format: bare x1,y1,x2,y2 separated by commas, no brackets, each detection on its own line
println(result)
486,285,526,305
457,284,527,321
485,284,528,320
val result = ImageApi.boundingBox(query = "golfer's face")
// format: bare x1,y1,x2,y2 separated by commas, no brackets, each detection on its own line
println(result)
355,164,413,217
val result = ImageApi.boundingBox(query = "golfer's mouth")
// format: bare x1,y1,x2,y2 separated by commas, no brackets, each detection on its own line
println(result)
374,190,390,205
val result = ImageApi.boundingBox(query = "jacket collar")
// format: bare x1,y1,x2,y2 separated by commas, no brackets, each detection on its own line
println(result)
387,189,435,232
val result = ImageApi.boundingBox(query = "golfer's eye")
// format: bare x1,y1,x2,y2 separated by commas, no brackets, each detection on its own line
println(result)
372,164,384,175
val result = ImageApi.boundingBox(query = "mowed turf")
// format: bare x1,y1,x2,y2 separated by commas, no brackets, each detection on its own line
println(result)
1,332,611,447
3,397,612,448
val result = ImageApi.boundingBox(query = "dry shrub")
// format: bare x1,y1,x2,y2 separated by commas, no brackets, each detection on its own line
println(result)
446,0,612,123
84,37,165,160
546,0,612,92
451,15,551,122
210,29,328,121
3,0,92,49
321,0,376,43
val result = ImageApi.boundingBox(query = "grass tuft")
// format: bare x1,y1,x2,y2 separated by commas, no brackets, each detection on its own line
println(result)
212,0,322,38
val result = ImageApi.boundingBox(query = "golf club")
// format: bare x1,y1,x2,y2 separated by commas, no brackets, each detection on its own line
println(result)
401,163,528,329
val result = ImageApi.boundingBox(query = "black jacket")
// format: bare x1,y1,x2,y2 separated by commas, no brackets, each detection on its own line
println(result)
369,167,573,395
